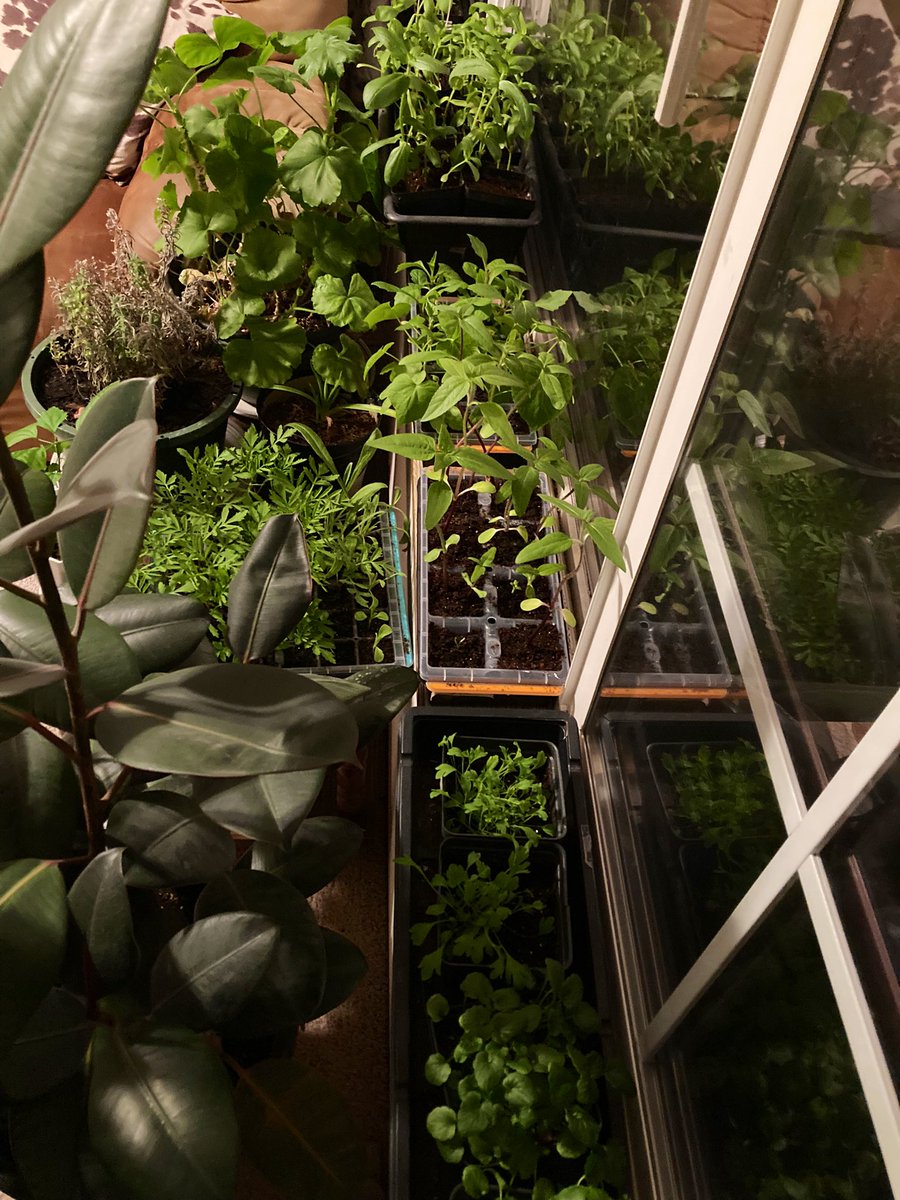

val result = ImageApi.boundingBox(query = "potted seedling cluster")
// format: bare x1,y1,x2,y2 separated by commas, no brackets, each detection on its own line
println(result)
393,709,632,1200
364,0,541,260
130,427,411,673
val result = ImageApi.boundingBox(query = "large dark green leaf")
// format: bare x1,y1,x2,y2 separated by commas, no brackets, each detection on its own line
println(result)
0,988,90,1100
253,816,363,896
197,767,325,845
0,658,66,696
94,664,358,777
88,1024,238,1200
0,859,66,1054
196,870,326,1033
57,379,157,609
0,592,141,729
307,929,367,1020
0,252,44,406
233,1058,368,1200
341,665,418,748
0,730,80,859
149,912,278,1031
67,848,134,985
96,593,209,674
0,465,56,580
8,1076,83,1200
107,792,235,888
227,514,313,663
0,0,171,278
0,413,156,563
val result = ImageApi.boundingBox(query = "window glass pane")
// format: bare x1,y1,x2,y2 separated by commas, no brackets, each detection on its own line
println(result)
825,753,900,1090
600,713,785,1006
661,886,890,1199
602,0,900,796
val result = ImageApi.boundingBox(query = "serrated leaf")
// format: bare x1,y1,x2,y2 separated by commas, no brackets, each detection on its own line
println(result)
222,316,307,389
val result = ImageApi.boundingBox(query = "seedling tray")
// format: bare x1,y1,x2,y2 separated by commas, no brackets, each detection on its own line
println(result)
392,708,619,1200
384,143,542,265
417,475,570,696
279,509,411,675
602,561,735,698
436,733,567,841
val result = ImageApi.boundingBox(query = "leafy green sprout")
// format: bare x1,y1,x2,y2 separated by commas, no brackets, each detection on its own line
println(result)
8,408,71,484
435,733,555,838
422,964,632,1199
399,839,554,987
130,427,395,664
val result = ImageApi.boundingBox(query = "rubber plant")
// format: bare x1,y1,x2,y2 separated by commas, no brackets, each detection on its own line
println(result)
0,3,417,1199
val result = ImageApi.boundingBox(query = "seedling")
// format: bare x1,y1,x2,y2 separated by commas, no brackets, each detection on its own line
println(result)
434,733,555,838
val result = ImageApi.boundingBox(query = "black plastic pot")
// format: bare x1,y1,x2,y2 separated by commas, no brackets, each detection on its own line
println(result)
384,144,542,265
436,732,567,840
21,334,242,475
392,708,617,1200
438,837,572,972
417,474,570,696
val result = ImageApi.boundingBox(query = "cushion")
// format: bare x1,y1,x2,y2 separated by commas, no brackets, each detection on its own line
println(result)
119,67,327,261
0,0,232,181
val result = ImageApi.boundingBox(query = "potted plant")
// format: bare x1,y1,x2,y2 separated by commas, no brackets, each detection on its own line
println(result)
392,708,632,1200
257,333,390,469
130,426,412,673
142,16,389,390
20,219,241,471
0,3,419,1195
363,0,541,259
434,731,566,840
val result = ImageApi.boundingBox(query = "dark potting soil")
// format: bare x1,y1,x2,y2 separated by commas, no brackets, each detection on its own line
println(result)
466,167,533,204
428,569,485,617
499,623,565,671
37,351,231,434
274,586,394,669
495,574,551,618
429,626,484,667
261,393,376,448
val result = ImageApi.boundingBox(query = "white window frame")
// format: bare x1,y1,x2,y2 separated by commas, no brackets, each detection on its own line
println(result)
560,0,900,1192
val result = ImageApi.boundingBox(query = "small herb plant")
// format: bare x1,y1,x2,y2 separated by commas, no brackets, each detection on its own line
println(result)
662,740,781,864
265,335,389,429
130,428,394,663
578,251,691,441
51,216,220,404
535,0,726,205
364,0,538,188
424,964,632,1199
399,840,554,987
435,733,555,838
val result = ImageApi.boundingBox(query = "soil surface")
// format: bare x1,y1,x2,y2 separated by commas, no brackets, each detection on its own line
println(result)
499,623,565,671
36,348,231,434
466,167,533,204
496,574,551,618
428,626,485,667
428,569,485,617
260,392,376,448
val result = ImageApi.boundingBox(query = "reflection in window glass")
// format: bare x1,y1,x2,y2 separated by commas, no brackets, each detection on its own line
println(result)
826,758,900,1091
601,715,784,1002
665,888,890,1200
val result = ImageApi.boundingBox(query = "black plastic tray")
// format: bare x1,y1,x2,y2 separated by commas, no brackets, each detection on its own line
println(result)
391,708,616,1200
